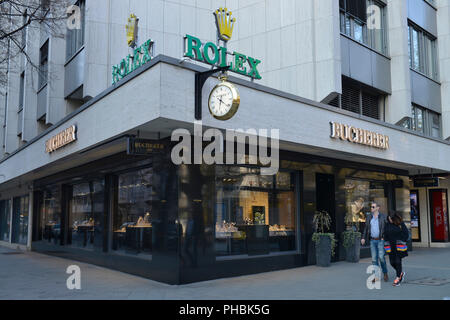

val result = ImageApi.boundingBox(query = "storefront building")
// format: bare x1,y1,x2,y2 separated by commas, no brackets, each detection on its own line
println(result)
0,55,447,284
0,0,450,284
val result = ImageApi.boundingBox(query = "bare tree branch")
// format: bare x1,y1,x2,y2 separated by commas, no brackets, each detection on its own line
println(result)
0,0,70,93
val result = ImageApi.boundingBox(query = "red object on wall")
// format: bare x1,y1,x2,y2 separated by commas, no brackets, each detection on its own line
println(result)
431,190,449,242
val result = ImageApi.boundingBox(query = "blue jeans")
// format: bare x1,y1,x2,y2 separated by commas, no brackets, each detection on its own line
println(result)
370,239,388,274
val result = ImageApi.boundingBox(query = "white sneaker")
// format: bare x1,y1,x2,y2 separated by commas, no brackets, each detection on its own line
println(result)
400,271,406,283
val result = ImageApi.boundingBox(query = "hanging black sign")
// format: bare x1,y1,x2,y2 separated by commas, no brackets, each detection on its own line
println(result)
127,138,165,156
414,178,439,188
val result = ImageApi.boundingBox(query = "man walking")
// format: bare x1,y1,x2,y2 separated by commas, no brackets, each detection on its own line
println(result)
361,201,389,282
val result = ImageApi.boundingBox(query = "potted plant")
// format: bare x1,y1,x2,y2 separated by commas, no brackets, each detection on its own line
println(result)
312,210,336,267
342,225,361,263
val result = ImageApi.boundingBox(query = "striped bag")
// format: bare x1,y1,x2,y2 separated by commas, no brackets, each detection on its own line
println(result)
396,241,408,252
384,243,391,254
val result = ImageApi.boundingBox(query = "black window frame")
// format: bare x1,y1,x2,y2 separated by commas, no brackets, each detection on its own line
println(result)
38,40,49,90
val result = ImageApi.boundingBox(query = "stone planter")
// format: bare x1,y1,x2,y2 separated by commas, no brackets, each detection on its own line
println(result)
344,233,361,263
315,234,332,267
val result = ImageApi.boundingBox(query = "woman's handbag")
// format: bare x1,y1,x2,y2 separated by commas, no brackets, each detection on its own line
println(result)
384,241,407,254
396,241,408,252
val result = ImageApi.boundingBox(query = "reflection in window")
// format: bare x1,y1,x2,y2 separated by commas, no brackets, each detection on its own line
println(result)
11,195,29,245
354,20,364,43
411,104,441,138
408,23,438,80
40,186,61,245
410,27,420,71
340,0,387,55
409,191,420,241
113,168,153,258
66,0,86,60
431,113,441,138
416,108,424,133
0,200,11,242
344,179,388,247
215,167,297,257
68,181,104,250
39,40,48,89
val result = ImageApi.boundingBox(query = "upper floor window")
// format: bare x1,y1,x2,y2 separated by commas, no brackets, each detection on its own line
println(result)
408,23,438,80
38,40,48,90
21,12,27,49
411,104,441,138
340,0,387,55
3,93,7,129
66,0,85,61
19,72,25,110
329,77,384,121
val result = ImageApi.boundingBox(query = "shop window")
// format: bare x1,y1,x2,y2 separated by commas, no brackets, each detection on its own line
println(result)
343,179,389,246
11,195,29,245
215,167,297,258
38,185,62,245
113,168,153,258
409,190,421,241
67,180,104,250
0,200,11,242
429,189,449,242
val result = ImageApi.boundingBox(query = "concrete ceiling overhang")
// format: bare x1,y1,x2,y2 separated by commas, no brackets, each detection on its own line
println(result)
1,56,449,194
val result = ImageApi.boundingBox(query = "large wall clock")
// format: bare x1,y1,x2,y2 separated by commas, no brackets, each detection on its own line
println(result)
208,78,240,121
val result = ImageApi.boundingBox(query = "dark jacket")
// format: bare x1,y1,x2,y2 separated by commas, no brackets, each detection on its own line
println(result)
362,212,387,243
384,221,409,258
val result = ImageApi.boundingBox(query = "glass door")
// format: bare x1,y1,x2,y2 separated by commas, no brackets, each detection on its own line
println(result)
68,180,105,250
0,200,11,242
11,196,29,245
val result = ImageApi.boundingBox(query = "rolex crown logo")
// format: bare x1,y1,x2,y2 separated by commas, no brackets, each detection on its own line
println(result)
214,8,236,42
126,14,139,48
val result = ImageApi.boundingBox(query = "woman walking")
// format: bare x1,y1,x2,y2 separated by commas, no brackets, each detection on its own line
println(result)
384,212,409,287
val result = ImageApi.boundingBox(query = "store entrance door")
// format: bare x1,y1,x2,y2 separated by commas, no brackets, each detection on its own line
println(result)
316,173,338,261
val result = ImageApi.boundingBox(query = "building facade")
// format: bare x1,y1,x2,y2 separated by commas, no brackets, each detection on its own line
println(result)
0,0,449,284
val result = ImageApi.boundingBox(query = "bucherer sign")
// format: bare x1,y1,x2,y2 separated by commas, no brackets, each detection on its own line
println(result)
45,125,77,153
330,122,390,150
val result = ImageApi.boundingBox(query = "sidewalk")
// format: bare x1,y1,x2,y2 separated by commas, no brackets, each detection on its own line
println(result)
1,245,450,300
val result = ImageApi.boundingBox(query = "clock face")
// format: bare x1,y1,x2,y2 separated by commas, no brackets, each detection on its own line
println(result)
208,82,240,120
